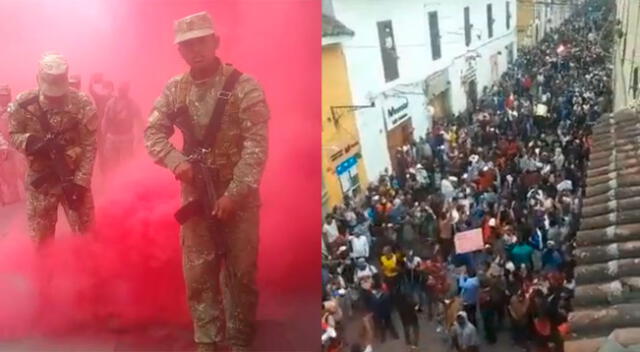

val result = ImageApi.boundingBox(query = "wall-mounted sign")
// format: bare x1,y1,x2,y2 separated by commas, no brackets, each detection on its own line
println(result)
329,141,360,163
383,95,410,130
336,155,358,176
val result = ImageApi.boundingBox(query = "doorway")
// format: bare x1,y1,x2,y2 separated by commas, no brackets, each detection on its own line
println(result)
387,118,414,173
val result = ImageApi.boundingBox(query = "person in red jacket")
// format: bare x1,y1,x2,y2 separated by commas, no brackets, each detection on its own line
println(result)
522,75,533,92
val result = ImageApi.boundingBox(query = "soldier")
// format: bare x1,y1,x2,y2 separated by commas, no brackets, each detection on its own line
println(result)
89,74,114,174
102,82,142,171
145,11,269,352
7,53,98,244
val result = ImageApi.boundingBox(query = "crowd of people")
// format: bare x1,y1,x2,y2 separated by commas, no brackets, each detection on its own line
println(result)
321,1,614,351
0,72,142,206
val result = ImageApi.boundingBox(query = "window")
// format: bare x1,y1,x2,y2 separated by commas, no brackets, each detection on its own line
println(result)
487,4,494,39
428,11,441,60
464,7,471,46
506,1,511,30
545,4,549,19
377,20,399,82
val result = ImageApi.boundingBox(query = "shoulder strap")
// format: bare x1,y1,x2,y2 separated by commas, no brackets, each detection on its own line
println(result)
201,68,243,147
176,73,192,109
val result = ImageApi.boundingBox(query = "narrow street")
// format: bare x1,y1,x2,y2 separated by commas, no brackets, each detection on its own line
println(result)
343,311,515,352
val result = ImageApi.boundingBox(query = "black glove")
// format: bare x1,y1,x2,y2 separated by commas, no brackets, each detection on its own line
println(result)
63,183,87,210
25,134,46,156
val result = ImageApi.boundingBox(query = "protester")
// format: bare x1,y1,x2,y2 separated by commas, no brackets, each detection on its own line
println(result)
450,311,480,352
321,1,613,349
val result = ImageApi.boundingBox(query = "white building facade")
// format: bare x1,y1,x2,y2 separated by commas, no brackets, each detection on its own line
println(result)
613,0,640,111
328,0,518,181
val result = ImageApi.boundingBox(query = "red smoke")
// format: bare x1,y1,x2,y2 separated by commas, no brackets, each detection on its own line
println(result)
0,0,320,347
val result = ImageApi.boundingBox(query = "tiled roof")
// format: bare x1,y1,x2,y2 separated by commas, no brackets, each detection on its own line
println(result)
322,14,354,38
567,108,640,350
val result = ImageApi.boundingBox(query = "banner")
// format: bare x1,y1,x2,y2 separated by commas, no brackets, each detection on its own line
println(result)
535,103,548,117
454,228,484,254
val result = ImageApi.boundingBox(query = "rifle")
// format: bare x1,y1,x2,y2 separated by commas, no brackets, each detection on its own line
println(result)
30,130,85,210
168,67,243,257
174,144,227,256
19,97,85,211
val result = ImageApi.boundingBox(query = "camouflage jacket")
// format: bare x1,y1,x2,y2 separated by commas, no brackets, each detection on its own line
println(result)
145,60,269,206
7,89,98,188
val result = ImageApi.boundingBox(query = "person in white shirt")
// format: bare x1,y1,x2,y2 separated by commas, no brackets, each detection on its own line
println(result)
441,176,455,202
404,250,425,311
405,251,422,271
345,208,357,229
415,164,428,187
354,258,378,287
349,232,370,260
323,214,340,244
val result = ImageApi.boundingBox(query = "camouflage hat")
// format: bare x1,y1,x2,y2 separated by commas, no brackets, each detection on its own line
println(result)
37,52,69,97
0,84,10,96
174,11,215,44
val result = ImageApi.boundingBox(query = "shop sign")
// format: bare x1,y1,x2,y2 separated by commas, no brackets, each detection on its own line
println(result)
329,141,360,163
336,155,358,176
384,95,410,130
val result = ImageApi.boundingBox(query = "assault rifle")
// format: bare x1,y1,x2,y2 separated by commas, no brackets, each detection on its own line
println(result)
19,97,86,211
174,147,227,256
168,67,243,257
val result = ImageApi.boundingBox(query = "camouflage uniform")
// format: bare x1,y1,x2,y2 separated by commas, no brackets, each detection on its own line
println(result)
7,89,98,243
102,95,142,170
145,61,269,348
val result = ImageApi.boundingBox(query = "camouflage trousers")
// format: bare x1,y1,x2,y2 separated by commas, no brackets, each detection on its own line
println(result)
180,204,260,348
26,186,95,244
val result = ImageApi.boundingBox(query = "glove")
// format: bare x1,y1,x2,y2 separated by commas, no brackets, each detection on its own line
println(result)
25,134,46,156
63,183,87,210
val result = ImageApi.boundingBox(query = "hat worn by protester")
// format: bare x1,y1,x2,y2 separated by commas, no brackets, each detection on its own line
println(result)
37,52,69,97
174,11,215,44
